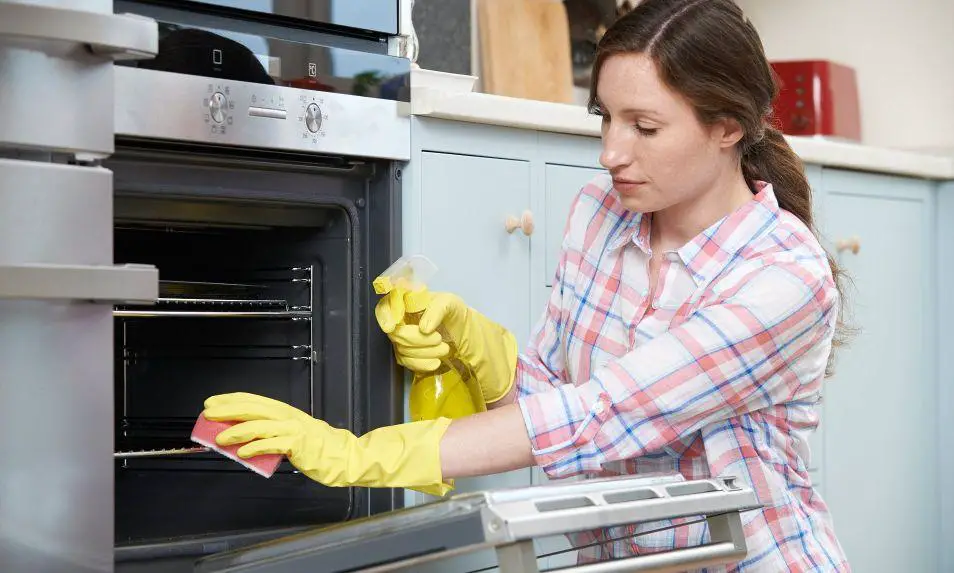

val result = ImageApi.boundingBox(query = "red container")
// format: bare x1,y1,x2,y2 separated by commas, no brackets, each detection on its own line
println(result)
770,60,861,141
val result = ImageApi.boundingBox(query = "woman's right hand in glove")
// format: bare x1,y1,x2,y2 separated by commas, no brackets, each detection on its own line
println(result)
374,287,518,405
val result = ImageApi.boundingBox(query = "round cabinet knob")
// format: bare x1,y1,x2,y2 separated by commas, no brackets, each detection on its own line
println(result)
305,103,322,133
835,236,861,255
505,210,535,236
208,92,227,124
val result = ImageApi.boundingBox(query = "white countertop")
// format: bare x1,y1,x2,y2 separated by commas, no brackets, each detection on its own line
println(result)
411,86,954,181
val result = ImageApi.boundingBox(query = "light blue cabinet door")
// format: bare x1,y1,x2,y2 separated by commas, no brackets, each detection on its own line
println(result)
935,182,954,573
816,169,937,573
410,150,536,573
543,164,604,286
418,151,534,347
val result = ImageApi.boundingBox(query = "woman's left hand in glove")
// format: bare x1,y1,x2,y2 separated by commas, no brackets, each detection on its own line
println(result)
202,392,454,496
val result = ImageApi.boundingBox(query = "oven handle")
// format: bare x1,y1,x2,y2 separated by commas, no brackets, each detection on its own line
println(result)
0,263,158,304
550,540,747,573
0,3,157,60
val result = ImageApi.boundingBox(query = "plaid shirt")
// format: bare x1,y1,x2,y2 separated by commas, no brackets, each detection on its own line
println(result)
515,175,850,571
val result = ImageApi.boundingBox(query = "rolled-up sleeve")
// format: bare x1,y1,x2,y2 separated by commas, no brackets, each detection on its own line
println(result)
517,261,838,478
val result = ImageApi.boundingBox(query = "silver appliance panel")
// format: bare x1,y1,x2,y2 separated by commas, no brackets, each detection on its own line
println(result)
115,66,411,160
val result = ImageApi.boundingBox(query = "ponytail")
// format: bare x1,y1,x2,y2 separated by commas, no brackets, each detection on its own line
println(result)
741,125,853,374
741,126,812,231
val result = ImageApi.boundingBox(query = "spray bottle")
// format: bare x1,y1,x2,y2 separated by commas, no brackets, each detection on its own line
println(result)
373,255,487,421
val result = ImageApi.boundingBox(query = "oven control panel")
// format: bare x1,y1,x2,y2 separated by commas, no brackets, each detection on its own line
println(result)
115,67,410,161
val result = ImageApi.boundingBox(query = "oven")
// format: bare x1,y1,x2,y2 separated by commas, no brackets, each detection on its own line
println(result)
0,1,409,572
108,154,405,572
110,2,410,570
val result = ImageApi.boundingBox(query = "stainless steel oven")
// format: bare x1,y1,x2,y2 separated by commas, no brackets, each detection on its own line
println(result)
0,1,409,572
112,1,411,570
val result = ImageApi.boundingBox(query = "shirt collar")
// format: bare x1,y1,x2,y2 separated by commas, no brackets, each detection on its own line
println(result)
606,210,651,254
678,181,780,285
607,181,780,285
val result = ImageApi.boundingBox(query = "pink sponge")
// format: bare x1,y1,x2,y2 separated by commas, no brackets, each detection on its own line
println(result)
190,413,283,478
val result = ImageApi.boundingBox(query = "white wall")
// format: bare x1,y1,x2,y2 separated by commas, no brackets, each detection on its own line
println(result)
737,0,954,152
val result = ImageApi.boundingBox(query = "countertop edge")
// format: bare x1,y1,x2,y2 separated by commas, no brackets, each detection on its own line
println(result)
411,87,603,138
410,87,954,181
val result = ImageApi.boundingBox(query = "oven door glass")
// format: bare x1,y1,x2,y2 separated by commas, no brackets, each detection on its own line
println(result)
183,0,399,35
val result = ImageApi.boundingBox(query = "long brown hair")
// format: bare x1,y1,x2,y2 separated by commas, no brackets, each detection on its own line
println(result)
590,0,850,372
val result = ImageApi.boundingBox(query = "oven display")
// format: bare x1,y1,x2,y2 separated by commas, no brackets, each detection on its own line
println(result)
118,21,410,103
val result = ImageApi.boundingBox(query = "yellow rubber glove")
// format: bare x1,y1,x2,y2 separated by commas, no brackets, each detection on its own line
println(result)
202,392,454,497
375,287,518,405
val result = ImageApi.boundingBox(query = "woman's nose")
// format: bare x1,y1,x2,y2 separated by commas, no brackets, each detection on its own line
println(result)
599,130,632,171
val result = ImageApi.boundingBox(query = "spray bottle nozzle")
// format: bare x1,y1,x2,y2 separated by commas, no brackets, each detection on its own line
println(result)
372,254,439,295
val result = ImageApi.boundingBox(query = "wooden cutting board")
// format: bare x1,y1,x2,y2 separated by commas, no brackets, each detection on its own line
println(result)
477,0,574,104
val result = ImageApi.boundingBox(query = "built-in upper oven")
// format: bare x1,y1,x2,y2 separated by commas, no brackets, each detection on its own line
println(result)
172,0,400,37
113,0,410,159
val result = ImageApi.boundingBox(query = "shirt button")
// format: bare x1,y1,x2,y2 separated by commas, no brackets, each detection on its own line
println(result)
593,401,605,414
666,252,680,262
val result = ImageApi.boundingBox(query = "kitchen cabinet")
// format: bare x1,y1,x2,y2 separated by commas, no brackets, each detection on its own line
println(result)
935,181,954,573
400,118,539,573
400,119,605,570
411,150,535,508
535,134,606,287
815,168,938,573
401,116,947,571
528,132,604,569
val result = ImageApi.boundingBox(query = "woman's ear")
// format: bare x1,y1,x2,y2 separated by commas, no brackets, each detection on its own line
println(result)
713,117,745,149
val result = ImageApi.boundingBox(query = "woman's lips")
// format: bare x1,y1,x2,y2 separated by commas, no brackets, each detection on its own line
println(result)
613,178,647,194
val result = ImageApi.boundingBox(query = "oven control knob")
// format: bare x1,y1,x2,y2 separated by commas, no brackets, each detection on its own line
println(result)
305,103,322,133
209,92,227,124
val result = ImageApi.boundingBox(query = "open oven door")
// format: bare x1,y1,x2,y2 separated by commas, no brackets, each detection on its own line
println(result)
187,474,760,573
0,2,158,571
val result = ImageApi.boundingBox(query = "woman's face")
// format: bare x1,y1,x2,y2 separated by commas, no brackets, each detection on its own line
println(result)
596,53,740,213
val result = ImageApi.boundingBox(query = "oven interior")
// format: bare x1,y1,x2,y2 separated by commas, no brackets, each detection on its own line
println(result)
107,144,401,563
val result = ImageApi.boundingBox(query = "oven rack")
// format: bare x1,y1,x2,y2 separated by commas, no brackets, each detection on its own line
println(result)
116,266,317,462
115,268,314,319
121,343,315,361
117,418,224,460
114,446,209,459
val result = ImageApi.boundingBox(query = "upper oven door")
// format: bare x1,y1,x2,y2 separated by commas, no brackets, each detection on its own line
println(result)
186,0,400,36
112,17,410,161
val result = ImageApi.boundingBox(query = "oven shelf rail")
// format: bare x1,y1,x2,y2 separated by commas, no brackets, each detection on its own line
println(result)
115,269,314,319
114,446,210,459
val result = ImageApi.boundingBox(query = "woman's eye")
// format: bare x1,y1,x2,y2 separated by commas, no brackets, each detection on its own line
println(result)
635,125,658,136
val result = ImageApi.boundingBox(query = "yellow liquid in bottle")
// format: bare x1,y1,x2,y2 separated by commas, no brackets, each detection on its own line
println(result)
408,365,480,422
404,307,486,421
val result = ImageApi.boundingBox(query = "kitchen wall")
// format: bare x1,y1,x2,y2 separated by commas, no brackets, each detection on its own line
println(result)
412,0,472,76
412,0,954,153
736,0,954,153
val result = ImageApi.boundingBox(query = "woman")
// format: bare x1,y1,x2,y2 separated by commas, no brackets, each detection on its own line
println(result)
201,0,850,570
